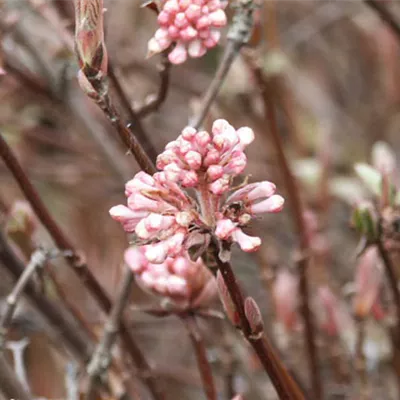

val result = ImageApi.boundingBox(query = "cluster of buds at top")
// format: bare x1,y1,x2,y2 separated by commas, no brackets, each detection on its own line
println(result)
110,119,284,265
75,0,108,96
125,246,215,307
148,0,227,64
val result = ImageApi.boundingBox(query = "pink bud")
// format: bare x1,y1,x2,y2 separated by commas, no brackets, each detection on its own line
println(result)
167,275,189,296
196,15,210,30
157,10,171,26
127,193,161,212
182,126,197,140
232,229,261,252
236,126,255,147
188,40,207,58
174,12,189,29
207,165,224,180
180,26,198,41
109,205,148,232
164,162,182,182
145,242,169,264
181,170,198,187
208,9,227,27
124,247,148,273
215,219,236,240
195,130,211,148
185,150,202,169
250,195,285,214
204,30,221,48
168,43,188,64
227,181,276,204
185,4,201,20
164,0,179,13
209,176,230,195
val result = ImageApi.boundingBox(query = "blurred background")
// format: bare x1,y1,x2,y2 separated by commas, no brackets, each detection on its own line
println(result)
1,0,400,399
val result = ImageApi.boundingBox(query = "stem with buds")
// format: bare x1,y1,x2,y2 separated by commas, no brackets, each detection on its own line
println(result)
212,244,305,400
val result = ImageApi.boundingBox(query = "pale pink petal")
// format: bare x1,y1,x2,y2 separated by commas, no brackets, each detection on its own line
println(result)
250,195,285,214
232,229,261,252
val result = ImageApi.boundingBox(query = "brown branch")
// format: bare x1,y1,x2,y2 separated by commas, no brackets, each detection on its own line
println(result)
86,268,134,399
0,354,32,400
364,0,400,40
376,237,400,341
190,0,255,130
88,86,156,175
108,64,159,164
212,245,305,400
246,56,322,399
137,52,171,118
182,315,217,400
0,133,164,400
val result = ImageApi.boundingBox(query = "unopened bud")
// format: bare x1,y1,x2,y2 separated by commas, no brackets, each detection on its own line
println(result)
75,0,108,77
244,297,264,339
216,271,240,327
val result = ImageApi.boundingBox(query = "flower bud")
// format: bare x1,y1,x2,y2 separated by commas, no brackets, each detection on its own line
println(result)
75,0,108,77
244,297,264,339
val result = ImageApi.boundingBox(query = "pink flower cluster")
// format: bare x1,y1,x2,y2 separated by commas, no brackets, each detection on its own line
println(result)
125,246,215,305
148,0,227,64
110,119,284,264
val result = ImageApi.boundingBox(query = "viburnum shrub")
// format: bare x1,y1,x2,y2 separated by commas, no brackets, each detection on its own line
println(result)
110,119,284,268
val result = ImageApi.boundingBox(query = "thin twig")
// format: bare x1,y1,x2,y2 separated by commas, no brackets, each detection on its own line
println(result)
0,354,32,400
0,231,93,363
0,248,72,349
363,0,400,40
182,315,217,400
86,268,134,400
137,52,171,118
212,245,305,400
108,64,159,164
190,0,255,129
88,86,156,175
0,133,164,400
247,56,323,399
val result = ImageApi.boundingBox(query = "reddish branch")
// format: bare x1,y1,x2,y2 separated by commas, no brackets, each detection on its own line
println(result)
137,52,171,118
0,132,164,400
182,315,217,400
247,57,323,399
212,245,305,400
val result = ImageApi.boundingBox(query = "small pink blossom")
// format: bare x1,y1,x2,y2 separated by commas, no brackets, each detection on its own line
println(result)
148,0,227,64
110,119,284,261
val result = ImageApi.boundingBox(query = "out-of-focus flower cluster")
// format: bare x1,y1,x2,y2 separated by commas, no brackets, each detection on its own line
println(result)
125,246,215,307
110,119,284,267
148,0,227,64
